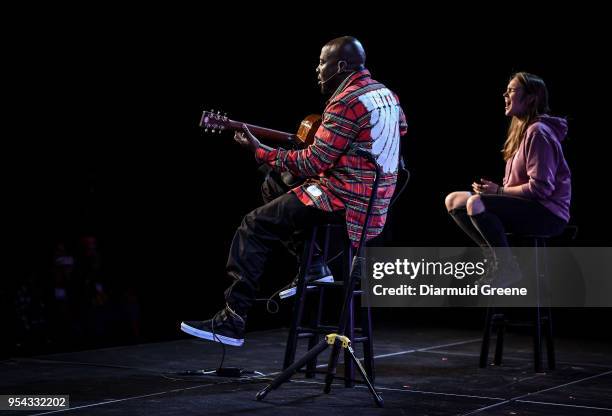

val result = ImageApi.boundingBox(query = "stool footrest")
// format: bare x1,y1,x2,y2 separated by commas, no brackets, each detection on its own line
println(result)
297,326,366,335
492,318,551,328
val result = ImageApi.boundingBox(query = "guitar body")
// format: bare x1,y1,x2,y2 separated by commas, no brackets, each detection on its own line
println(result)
296,114,322,146
200,110,321,147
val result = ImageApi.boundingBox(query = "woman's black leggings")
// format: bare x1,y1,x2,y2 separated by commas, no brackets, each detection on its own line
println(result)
449,194,567,248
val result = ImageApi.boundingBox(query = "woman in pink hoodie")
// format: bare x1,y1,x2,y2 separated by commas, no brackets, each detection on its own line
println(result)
445,72,571,286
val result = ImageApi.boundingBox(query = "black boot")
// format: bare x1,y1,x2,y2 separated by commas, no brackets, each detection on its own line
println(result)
469,211,522,288
449,208,489,247
449,208,496,277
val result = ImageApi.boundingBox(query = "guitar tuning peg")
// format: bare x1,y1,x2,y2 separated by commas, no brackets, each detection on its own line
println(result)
204,128,208,133
217,110,221,115
211,129,216,133
218,130,222,134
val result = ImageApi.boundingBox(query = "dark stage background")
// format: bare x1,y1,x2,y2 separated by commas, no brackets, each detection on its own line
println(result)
5,16,612,356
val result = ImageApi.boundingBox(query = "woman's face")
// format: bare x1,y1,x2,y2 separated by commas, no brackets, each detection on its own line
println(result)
503,77,529,117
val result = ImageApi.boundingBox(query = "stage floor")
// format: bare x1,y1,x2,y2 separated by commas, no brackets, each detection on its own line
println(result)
2,326,611,415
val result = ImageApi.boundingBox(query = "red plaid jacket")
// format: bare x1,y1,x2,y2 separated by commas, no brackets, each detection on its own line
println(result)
255,70,408,246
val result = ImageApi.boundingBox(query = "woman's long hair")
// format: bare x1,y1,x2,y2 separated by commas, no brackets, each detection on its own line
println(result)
502,72,550,160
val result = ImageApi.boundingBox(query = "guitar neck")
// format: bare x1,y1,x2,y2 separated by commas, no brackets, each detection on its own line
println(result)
228,120,297,144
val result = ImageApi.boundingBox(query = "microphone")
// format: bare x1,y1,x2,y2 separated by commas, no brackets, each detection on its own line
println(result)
318,60,349,85
318,69,341,85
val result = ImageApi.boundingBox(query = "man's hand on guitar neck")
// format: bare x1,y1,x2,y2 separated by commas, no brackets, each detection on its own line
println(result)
234,124,273,154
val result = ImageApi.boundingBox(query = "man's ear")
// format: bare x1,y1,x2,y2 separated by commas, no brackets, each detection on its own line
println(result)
337,60,348,72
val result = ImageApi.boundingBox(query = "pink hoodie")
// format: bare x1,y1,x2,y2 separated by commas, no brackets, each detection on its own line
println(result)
503,115,571,222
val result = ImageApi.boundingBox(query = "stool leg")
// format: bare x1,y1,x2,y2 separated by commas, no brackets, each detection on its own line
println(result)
322,226,331,263
494,318,505,366
540,240,555,371
533,307,543,372
533,241,543,372
361,303,375,381
480,307,493,368
305,287,325,378
306,225,331,377
344,253,355,387
283,228,317,370
545,308,556,370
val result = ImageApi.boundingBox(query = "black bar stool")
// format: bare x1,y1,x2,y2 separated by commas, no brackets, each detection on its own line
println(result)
283,223,375,386
480,226,577,372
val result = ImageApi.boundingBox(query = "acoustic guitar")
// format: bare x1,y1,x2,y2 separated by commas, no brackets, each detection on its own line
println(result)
200,110,322,146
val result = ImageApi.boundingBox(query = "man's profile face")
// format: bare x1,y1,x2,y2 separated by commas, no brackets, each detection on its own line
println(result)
316,45,339,94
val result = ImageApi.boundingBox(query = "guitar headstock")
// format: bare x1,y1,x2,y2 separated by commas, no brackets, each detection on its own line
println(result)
200,109,230,133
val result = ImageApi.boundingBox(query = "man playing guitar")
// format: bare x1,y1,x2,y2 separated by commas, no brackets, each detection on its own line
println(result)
181,36,408,347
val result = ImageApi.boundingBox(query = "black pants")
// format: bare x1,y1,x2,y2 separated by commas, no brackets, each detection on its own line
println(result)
260,166,300,204
479,195,566,236
224,170,343,314
259,166,310,257
452,194,567,248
